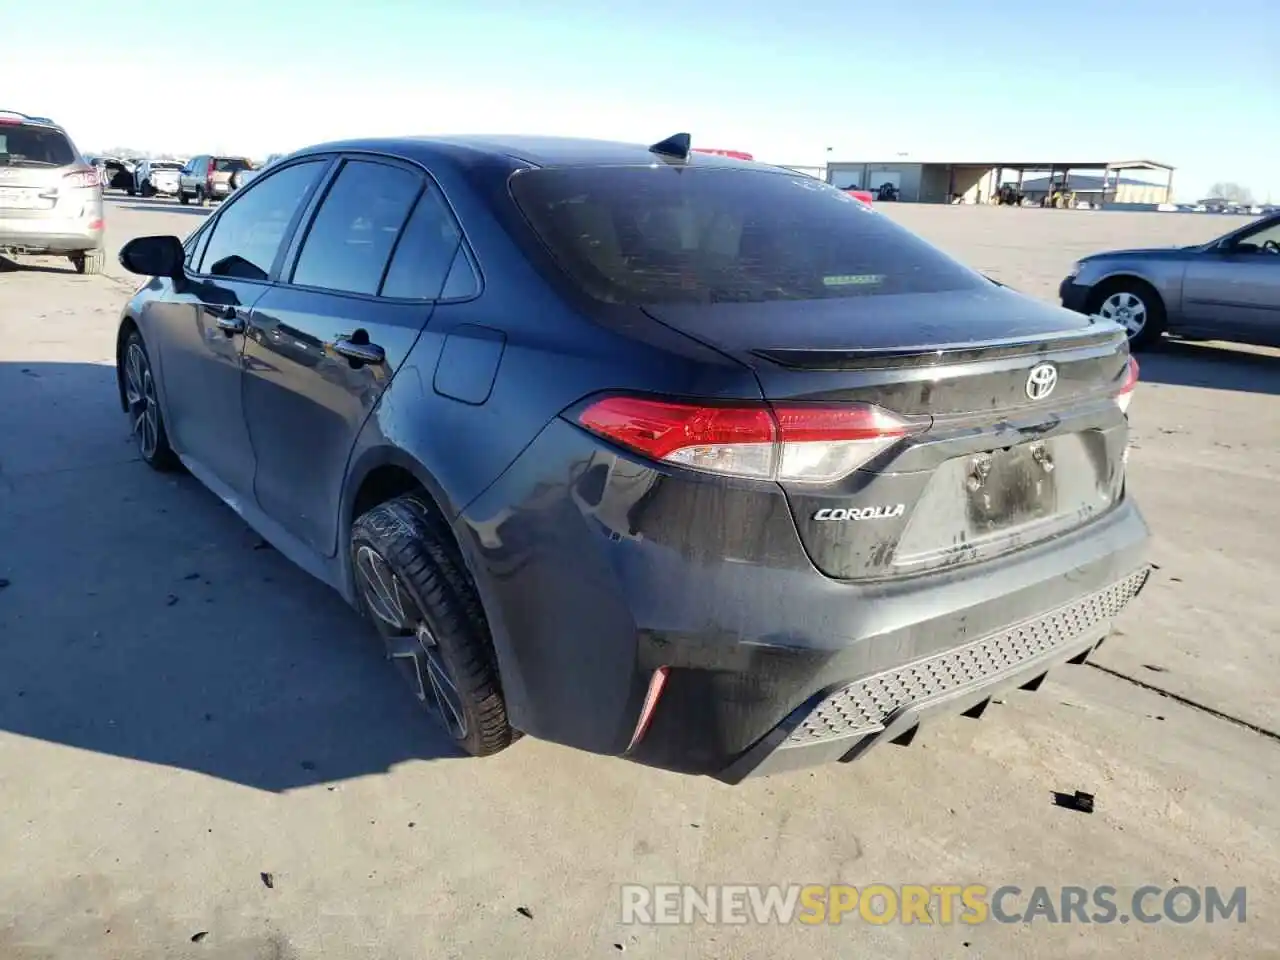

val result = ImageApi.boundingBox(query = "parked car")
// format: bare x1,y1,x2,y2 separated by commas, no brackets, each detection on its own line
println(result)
87,155,137,195
177,155,254,205
136,159,184,197
112,134,1150,781
0,110,106,273
1060,211,1280,349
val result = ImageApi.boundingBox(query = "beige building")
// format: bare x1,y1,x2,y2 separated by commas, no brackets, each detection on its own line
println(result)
824,158,1175,205
1019,173,1171,206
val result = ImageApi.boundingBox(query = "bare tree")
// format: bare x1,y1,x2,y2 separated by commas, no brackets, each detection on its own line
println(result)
1207,182,1254,204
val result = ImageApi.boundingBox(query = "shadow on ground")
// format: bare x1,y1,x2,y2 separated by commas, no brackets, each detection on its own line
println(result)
1136,339,1280,396
117,204,212,216
107,196,213,217
0,360,461,793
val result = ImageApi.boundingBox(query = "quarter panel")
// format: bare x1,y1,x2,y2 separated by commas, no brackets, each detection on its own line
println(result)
1080,259,1188,321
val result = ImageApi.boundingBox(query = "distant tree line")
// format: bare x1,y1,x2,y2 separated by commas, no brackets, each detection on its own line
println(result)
1206,182,1255,204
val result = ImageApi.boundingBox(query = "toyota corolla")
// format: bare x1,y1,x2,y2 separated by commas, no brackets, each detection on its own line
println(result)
112,133,1150,781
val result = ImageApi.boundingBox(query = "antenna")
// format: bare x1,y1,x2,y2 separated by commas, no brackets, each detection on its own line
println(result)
649,133,692,161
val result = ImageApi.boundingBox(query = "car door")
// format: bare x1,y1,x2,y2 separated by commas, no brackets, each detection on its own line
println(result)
181,156,203,196
1182,218,1280,345
241,155,469,556
145,158,330,499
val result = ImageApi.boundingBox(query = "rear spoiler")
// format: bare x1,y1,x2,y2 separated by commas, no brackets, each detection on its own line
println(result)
754,325,1127,372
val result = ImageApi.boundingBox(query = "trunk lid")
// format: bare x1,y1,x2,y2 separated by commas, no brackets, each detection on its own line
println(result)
645,291,1133,581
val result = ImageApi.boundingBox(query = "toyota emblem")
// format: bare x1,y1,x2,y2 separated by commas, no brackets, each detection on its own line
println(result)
1026,363,1058,400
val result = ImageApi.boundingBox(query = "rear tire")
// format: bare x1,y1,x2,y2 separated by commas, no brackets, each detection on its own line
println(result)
196,187,207,207
71,249,105,275
1090,278,1166,350
351,495,512,757
179,190,189,205
140,180,155,198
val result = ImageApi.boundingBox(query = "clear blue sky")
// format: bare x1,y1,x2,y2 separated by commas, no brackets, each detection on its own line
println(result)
9,0,1278,201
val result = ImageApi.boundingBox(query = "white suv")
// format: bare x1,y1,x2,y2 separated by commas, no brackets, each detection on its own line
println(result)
0,110,105,274
136,159,184,198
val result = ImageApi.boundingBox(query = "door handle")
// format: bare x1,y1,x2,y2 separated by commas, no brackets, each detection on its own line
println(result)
204,302,244,334
215,307,245,334
333,336,385,365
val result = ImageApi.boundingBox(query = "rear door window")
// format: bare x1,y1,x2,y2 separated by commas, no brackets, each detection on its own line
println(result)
509,166,983,305
198,160,327,280
379,187,467,300
291,159,423,296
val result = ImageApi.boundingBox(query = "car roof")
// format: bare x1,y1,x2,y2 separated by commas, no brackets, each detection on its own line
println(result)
291,134,765,170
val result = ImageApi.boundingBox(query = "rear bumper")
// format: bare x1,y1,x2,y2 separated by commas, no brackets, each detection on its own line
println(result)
721,567,1148,781
0,215,102,254
458,418,1150,780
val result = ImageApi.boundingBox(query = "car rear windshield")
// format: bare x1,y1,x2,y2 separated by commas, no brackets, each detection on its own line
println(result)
214,157,251,172
508,166,983,305
0,124,76,167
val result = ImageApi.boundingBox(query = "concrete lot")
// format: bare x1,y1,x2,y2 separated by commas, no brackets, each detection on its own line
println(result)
1,197,1277,959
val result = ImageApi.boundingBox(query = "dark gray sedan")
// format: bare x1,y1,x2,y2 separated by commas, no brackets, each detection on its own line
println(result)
1060,212,1280,349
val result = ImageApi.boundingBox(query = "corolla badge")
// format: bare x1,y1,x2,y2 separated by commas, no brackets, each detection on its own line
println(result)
1026,362,1058,400
812,505,905,521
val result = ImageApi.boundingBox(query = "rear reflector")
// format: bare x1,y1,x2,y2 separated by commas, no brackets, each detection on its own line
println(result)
577,396,924,482
626,666,670,752
1116,355,1139,414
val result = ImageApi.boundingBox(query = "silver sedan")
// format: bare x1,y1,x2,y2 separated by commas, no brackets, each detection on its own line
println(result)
1060,213,1280,349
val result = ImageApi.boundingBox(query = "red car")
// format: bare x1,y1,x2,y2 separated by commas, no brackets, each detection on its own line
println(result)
690,149,875,207
690,148,754,161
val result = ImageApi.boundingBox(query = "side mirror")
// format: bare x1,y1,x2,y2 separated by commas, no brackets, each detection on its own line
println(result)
119,235,185,279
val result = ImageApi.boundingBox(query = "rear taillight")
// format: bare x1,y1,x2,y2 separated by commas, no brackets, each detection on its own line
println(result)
206,159,215,189
576,396,924,483
1116,355,1139,414
62,169,99,189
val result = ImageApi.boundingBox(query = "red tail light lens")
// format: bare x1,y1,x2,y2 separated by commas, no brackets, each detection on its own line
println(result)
1116,355,1139,414
576,397,924,482
206,159,215,189
62,169,100,189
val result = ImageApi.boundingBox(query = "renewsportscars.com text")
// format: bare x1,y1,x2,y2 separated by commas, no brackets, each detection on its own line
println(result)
620,884,1247,926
